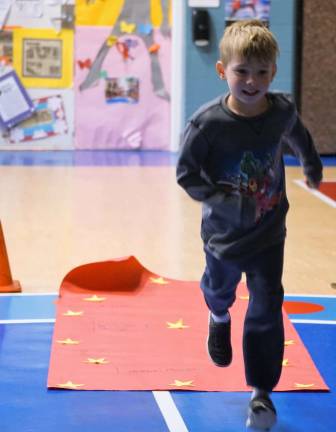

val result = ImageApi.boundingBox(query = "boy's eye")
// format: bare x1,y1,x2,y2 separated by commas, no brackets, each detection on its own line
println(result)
259,70,268,75
235,69,247,75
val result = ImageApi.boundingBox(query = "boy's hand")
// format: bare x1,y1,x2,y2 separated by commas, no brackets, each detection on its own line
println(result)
305,177,320,189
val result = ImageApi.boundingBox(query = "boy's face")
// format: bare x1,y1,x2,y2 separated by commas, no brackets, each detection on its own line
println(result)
216,56,276,110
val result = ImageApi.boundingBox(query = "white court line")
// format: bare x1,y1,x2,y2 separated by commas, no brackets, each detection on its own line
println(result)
294,179,336,208
0,292,57,297
0,319,55,324
153,391,189,432
291,319,336,325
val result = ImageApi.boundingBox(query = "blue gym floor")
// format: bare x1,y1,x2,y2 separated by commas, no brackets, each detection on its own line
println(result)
0,293,335,432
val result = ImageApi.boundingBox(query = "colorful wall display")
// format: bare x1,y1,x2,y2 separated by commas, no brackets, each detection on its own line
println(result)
0,0,171,150
75,0,171,150
75,26,170,149
225,0,271,25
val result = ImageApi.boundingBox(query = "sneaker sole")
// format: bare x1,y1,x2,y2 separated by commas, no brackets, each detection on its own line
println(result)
246,407,277,431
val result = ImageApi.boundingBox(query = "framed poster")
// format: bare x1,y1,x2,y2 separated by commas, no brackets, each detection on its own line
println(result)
0,70,35,129
8,94,68,143
13,28,74,88
225,0,271,25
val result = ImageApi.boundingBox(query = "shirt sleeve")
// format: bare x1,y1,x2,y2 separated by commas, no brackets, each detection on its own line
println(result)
284,112,323,186
176,120,217,201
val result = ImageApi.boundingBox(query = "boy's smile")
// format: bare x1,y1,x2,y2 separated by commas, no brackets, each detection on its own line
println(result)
216,57,277,117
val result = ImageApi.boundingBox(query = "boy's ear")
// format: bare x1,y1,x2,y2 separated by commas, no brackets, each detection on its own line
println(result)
271,63,277,80
216,61,226,80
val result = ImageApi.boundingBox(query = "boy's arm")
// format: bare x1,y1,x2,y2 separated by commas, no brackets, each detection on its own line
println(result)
176,121,217,201
284,113,323,188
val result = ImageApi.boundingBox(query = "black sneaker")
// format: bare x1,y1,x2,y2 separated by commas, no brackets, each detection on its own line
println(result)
207,313,232,367
246,394,277,431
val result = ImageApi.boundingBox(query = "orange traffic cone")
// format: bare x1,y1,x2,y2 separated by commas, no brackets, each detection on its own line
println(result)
0,222,21,293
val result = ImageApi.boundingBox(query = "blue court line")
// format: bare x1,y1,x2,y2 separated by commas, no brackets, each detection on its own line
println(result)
0,294,56,321
284,154,336,167
0,150,179,166
171,323,336,432
0,323,170,432
0,150,334,167
1,293,335,322
0,322,334,432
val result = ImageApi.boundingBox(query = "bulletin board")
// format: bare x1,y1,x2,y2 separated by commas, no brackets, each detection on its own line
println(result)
75,26,171,150
0,0,172,151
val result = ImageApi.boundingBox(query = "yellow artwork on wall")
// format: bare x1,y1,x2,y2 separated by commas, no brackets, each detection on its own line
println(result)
151,0,163,27
76,0,171,28
13,28,74,89
76,0,124,27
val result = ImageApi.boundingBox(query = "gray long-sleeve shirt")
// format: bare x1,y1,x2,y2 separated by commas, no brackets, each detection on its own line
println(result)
176,93,323,260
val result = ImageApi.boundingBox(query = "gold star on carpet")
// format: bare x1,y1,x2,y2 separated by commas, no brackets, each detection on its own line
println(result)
282,359,289,367
239,295,249,300
84,358,109,365
285,340,295,346
57,338,80,345
150,276,169,285
295,383,315,389
166,319,189,329
170,380,195,388
83,295,106,302
57,381,84,389
63,310,83,316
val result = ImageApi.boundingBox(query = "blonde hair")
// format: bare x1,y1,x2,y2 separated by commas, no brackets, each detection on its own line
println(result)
219,20,279,65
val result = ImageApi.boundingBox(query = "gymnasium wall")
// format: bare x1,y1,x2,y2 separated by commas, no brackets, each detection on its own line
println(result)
300,0,336,154
184,0,297,120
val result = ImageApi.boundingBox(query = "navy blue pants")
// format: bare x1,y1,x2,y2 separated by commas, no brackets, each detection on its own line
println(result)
201,242,285,392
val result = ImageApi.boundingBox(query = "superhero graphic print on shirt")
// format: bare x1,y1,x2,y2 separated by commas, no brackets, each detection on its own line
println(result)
217,151,282,223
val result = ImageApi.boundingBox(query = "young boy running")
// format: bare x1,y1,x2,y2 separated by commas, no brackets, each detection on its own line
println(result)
176,19,322,430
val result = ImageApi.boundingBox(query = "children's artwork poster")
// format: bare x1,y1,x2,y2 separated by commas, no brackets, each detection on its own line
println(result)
225,0,271,24
0,30,13,66
0,70,35,129
6,1,75,31
0,88,74,149
75,24,170,150
13,28,74,88
105,77,139,104
8,94,67,143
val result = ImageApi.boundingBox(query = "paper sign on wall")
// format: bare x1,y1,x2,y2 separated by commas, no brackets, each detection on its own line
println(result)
188,0,220,7
15,0,43,18
13,28,74,88
0,70,35,129
0,0,12,29
225,0,271,23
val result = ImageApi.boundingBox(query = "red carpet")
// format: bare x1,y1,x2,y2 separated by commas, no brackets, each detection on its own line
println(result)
47,256,328,391
319,181,336,201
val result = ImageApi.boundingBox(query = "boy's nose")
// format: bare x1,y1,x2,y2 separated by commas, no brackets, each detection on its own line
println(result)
246,75,256,85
